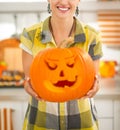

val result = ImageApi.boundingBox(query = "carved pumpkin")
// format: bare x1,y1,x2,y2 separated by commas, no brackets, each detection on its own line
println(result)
30,47,95,102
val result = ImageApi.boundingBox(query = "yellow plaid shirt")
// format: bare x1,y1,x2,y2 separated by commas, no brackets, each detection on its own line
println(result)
20,16,103,130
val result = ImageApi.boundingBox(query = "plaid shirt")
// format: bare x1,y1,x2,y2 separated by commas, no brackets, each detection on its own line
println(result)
20,17,103,130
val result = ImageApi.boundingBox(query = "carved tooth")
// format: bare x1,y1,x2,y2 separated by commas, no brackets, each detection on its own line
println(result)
65,85,69,88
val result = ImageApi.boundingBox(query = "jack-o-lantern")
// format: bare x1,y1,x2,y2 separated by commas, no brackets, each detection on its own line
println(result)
30,47,95,102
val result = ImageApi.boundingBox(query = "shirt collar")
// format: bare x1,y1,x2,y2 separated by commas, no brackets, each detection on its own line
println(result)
41,16,86,44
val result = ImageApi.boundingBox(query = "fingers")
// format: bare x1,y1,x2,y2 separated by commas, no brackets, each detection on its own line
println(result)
24,78,44,101
86,84,100,98
83,76,100,99
24,82,37,97
87,77,100,98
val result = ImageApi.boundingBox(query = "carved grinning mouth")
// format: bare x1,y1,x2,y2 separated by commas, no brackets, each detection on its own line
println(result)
53,80,75,88
53,77,77,88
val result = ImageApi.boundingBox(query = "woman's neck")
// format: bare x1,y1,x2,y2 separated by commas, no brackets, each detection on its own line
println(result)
50,17,75,46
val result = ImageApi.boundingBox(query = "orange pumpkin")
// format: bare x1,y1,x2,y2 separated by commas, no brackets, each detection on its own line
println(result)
30,47,95,102
99,60,116,77
0,38,20,48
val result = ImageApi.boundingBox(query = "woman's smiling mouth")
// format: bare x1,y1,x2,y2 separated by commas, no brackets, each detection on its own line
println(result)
57,7,70,11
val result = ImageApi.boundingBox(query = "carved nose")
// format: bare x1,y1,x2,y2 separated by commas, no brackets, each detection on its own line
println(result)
60,70,64,77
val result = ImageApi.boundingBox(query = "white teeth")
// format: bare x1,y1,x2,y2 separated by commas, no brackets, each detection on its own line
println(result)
58,7,69,11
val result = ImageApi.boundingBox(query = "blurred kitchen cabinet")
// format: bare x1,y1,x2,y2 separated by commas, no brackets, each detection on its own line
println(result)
95,100,113,130
99,119,113,130
114,100,120,130
95,99,120,130
21,101,28,123
0,100,27,130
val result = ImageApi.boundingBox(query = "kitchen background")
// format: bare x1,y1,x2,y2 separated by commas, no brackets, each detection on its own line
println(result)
0,0,120,130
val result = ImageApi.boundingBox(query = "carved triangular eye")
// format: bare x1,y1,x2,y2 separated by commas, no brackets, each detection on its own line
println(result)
67,63,74,68
66,57,75,68
45,61,57,70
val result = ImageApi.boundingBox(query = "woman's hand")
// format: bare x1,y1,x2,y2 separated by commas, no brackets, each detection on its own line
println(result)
24,77,44,101
22,51,44,101
83,59,101,98
83,75,100,99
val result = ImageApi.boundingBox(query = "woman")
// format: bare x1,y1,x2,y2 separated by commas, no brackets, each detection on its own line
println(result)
20,0,103,129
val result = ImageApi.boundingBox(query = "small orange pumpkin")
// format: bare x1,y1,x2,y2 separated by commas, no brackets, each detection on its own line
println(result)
30,47,95,102
99,60,116,77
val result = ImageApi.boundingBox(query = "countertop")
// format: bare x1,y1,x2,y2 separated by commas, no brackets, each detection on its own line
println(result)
0,87,29,101
95,76,120,99
0,76,120,101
